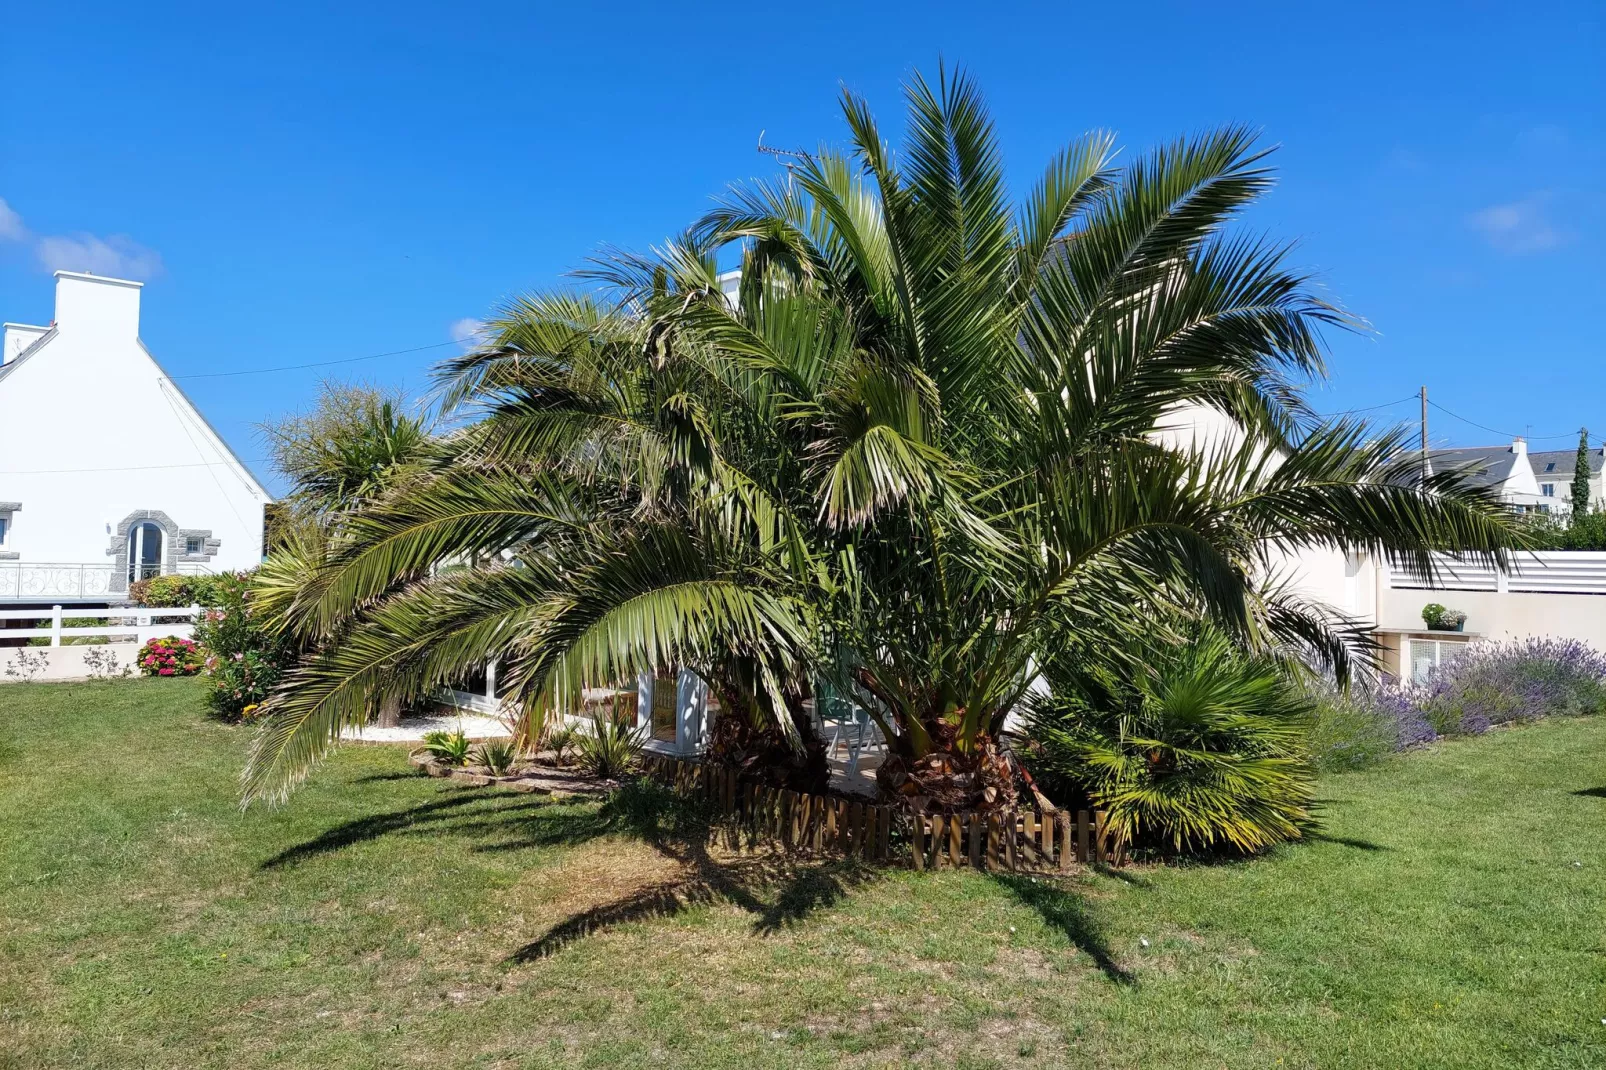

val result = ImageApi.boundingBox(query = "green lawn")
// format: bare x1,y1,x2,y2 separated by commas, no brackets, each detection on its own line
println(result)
1,678,1601,1069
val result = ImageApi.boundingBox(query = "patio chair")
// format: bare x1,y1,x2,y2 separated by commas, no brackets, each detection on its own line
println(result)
815,683,875,774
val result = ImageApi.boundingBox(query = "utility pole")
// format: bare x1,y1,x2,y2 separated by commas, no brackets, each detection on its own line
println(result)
1420,386,1429,481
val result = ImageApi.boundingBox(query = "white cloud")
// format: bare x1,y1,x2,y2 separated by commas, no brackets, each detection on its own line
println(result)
0,198,25,242
1469,194,1569,255
34,233,163,280
449,317,488,351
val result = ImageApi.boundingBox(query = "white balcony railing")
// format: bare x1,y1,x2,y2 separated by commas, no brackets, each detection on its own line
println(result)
0,562,212,601
0,605,200,645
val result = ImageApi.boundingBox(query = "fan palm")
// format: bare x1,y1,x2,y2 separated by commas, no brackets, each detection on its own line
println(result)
1019,625,1318,854
241,66,1522,808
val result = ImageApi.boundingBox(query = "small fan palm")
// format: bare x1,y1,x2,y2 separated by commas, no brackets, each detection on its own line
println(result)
1020,628,1317,854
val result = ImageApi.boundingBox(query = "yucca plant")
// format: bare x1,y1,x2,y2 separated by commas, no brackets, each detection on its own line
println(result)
547,724,579,766
1020,628,1317,855
419,729,471,767
472,737,518,776
576,714,645,780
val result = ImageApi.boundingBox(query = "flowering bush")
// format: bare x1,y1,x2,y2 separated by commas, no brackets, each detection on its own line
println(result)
192,571,295,722
1308,638,1606,770
137,636,204,677
1416,638,1606,735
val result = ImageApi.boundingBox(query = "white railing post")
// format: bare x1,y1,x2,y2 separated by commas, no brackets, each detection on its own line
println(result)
50,605,62,647
1496,565,1509,594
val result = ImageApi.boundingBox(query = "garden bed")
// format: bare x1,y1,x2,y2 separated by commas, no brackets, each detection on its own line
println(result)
407,750,615,798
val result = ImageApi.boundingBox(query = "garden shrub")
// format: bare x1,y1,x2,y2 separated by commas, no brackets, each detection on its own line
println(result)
1304,638,1606,769
1304,678,1435,771
420,729,471,766
137,636,204,677
1020,629,1316,855
193,571,295,722
130,574,228,608
1416,638,1606,735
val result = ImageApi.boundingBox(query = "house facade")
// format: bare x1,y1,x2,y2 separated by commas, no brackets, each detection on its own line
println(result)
0,272,270,604
1422,436,1603,517
1527,444,1603,516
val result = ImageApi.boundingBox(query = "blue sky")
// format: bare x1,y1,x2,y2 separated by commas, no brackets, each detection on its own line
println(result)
1,1,1601,494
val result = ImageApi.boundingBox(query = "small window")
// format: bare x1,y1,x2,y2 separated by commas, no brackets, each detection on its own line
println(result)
185,537,203,555
1538,504,1551,514
0,517,7,545
1541,483,1555,497
1545,462,1556,472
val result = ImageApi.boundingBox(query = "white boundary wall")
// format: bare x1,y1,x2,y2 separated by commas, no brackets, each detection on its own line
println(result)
0,642,142,683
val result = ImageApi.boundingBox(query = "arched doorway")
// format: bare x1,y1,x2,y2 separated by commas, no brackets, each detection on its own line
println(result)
128,521,164,583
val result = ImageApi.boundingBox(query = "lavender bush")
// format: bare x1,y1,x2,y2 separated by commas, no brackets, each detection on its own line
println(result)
1307,677,1435,771
1306,638,1606,770
1416,638,1606,735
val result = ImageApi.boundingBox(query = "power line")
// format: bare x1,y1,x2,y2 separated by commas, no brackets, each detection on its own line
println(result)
166,339,463,380
1314,394,1418,418
1425,399,1589,444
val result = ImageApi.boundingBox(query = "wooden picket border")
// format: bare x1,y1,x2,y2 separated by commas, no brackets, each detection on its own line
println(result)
640,754,1119,869
642,753,895,862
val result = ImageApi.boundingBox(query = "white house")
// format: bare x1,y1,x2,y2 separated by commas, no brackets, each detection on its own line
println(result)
1525,443,1602,516
0,271,270,604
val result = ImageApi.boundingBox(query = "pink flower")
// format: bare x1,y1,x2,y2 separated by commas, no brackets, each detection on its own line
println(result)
159,668,174,676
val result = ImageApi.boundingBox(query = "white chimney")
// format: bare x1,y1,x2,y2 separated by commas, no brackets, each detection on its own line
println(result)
2,322,48,365
1511,435,1528,461
52,271,142,341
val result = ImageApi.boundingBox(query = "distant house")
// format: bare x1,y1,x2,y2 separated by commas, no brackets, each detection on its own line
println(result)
1527,444,1603,516
1424,438,1548,514
0,272,270,605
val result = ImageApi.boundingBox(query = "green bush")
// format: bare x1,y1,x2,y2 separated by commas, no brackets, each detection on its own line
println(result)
1523,508,1606,551
129,574,228,608
1020,629,1316,855
192,571,295,722
421,729,471,766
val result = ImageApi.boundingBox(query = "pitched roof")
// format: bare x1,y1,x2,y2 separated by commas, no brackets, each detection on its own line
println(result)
1425,445,1518,490
1528,447,1604,480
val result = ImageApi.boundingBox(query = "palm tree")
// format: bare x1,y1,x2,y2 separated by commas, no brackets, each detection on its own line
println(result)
241,67,1522,808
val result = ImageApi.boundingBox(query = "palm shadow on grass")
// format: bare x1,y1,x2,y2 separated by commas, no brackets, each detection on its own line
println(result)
259,776,883,953
260,787,611,869
1572,786,1606,799
990,873,1136,985
505,781,880,960
1307,832,1389,851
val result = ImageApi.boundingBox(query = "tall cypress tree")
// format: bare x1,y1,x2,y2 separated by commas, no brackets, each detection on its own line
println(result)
1571,427,1592,518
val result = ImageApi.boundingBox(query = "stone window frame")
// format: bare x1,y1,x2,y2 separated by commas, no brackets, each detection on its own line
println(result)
0,501,18,561
178,528,221,563
105,510,221,592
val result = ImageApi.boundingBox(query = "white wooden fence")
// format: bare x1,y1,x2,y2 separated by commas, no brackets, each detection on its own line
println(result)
0,605,201,646
1389,552,1606,596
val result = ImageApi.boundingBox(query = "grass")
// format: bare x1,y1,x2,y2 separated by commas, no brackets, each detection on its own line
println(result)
1,677,1602,1069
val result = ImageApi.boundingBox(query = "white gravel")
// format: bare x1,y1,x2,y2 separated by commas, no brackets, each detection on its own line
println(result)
340,713,511,743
